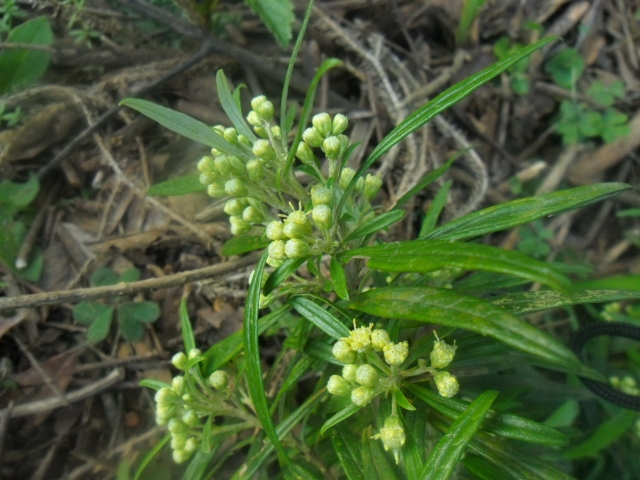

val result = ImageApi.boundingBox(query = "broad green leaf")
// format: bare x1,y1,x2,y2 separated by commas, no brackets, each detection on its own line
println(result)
423,183,631,241
179,298,196,353
236,389,327,479
243,251,291,466
146,174,206,196
341,239,570,292
422,390,498,480
120,99,246,158
264,257,309,294
138,379,172,390
575,275,640,291
349,286,593,377
491,289,640,315
91,267,119,287
544,48,585,89
563,410,636,459
119,268,141,283
394,156,457,209
419,180,452,237
87,308,115,342
215,70,257,142
118,302,161,324
0,172,39,214
290,296,351,340
245,0,294,47
330,256,349,300
363,425,400,479
0,17,53,94
221,235,270,256
321,404,361,435
544,400,579,429
119,315,144,342
331,425,365,480
343,210,406,243
338,36,558,219
73,301,113,325
407,384,568,446
203,304,290,374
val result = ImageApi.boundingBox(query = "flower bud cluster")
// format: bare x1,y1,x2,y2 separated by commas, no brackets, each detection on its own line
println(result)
372,415,406,464
430,335,459,398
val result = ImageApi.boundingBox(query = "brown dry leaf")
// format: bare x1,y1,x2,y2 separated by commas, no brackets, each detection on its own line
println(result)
0,311,28,340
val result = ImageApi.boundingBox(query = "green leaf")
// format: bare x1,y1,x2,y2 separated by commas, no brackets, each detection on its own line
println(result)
563,410,636,459
73,301,114,326
544,48,585,89
575,275,640,291
321,403,362,436
462,455,513,480
272,354,316,407
0,17,53,94
407,384,568,446
221,235,270,256
394,156,456,209
243,251,291,466
119,268,141,283
338,36,558,219
146,174,206,196
363,425,400,479
133,434,170,480
394,387,416,411
349,286,591,377
179,298,196,353
290,296,351,340
215,70,257,142
330,256,349,300
263,257,309,295
423,183,631,241
419,180,452,237
455,0,487,45
331,425,365,480
343,210,406,243
87,308,115,342
90,267,119,287
138,379,172,390
422,390,498,480
118,315,144,342
0,172,39,215
490,289,640,315
120,99,246,158
245,0,294,47
601,107,630,143
341,239,571,293
119,301,161,327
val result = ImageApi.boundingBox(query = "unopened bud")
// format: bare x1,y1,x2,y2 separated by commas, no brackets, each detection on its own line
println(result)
246,158,264,183
322,136,341,160
327,375,352,396
383,341,409,365
238,135,252,147
246,110,262,127
155,387,178,405
229,215,252,235
182,409,199,428
270,125,281,139
199,172,218,185
212,125,225,135
340,168,356,190
171,352,188,370
311,204,332,230
286,210,309,228
351,386,375,406
364,174,383,200
223,127,238,144
285,239,310,258
283,222,305,239
311,186,331,206
312,112,332,137
355,364,379,388
252,140,276,161
172,375,185,395
332,113,348,135
214,155,231,176
302,127,324,147
197,156,217,173
342,364,358,382
268,240,286,260
296,142,316,165
349,324,372,352
207,182,226,198
225,179,248,198
377,415,406,452
168,418,189,434
242,206,263,224
431,338,457,369
265,221,284,240
224,198,247,216
171,433,188,451
332,338,356,364
172,448,192,464
434,371,459,398
227,155,246,177
208,370,229,390
258,101,274,121
184,437,199,453
371,329,391,351
188,348,201,360
250,95,267,112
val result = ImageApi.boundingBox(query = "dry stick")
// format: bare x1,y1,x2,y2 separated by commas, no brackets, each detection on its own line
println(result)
0,251,261,311
0,368,124,419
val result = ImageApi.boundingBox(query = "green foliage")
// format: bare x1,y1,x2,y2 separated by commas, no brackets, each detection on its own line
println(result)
146,174,206,196
517,220,553,259
245,0,294,47
544,48,585,90
456,0,487,46
493,36,530,94
0,16,53,94
72,267,161,343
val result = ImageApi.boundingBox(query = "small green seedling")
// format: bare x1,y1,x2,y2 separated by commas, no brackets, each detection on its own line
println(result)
517,220,554,259
72,267,161,343
493,36,531,95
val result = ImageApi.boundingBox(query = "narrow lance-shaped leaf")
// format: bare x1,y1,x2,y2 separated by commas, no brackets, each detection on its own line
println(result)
422,390,499,480
330,256,350,300
349,286,596,379
341,239,571,293
331,425,365,480
423,183,631,241
321,403,362,435
243,251,291,466
394,156,456,210
146,174,206,196
216,70,257,142
290,296,351,339
264,257,310,295
342,210,406,243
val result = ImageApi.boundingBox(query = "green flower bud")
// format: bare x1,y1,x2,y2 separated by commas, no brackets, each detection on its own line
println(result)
223,127,238,144
338,134,350,157
155,387,178,405
302,127,325,147
342,363,358,382
184,437,199,454
171,433,188,451
199,172,218,185
227,155,246,177
270,125,281,139
252,139,276,161
332,113,349,135
182,409,200,428
434,371,459,398
213,155,231,176
355,364,379,388
327,375,352,396
376,415,406,454
208,370,229,390
238,135,252,147
242,206,263,224
430,338,457,369
172,448,192,464
250,95,267,112
311,186,331,206
246,110,262,127
355,176,365,192
254,126,268,138
212,124,225,135
322,136,341,160
340,167,356,190
197,156,217,173
349,323,373,352
210,148,221,156
268,240,286,260
283,222,305,239
171,352,188,370
229,215,252,235
383,341,409,366
265,221,284,240
172,375,185,395
311,204,332,230
259,292,275,309
225,179,248,198
312,112,332,137
246,158,264,181
188,348,201,360
285,239,310,258
351,386,375,406
296,141,316,165
371,329,390,351
364,174,383,200
258,100,274,121
155,405,176,425
207,182,226,198
332,338,356,364
286,210,309,227
266,256,283,267
168,418,189,435
224,198,247,216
